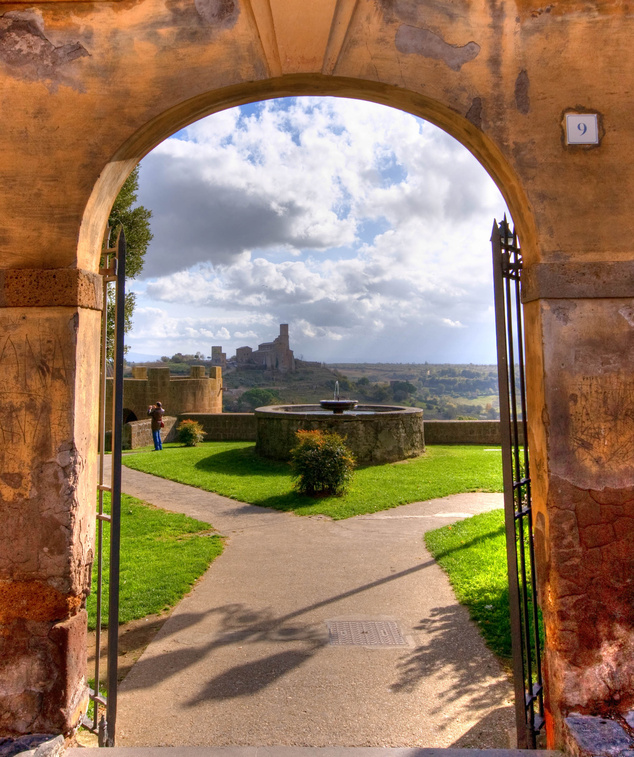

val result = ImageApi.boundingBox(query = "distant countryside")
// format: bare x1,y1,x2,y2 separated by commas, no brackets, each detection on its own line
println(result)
127,355,500,420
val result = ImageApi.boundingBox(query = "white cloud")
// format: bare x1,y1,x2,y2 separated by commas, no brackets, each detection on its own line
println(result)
130,97,508,363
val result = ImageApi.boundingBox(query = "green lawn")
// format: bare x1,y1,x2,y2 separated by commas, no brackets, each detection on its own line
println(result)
122,442,503,519
87,493,224,629
425,509,512,663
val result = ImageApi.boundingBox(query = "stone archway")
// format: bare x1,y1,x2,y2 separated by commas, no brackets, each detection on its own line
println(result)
1,2,634,750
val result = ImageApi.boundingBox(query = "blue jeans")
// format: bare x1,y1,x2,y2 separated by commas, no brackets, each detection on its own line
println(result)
152,429,163,450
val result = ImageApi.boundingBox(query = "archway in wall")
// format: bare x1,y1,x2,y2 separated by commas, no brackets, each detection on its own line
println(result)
78,78,539,274
122,409,138,424
89,93,535,749
7,1,634,747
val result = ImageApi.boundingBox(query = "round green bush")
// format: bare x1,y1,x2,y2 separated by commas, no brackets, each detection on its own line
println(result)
290,429,355,496
177,419,206,447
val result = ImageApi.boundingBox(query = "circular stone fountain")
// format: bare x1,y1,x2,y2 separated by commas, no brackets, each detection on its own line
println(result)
254,404,425,465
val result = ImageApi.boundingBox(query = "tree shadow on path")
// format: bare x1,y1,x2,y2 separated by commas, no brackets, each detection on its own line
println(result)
121,559,436,700
391,604,512,717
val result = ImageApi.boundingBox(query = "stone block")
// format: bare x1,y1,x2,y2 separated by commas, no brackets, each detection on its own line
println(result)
42,611,88,732
0,611,86,735
0,270,102,310
564,714,632,757
0,734,63,757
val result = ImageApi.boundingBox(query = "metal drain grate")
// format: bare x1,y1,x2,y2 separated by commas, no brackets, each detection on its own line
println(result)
326,620,407,646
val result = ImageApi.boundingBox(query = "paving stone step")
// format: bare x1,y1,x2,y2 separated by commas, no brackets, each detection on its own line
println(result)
66,747,562,757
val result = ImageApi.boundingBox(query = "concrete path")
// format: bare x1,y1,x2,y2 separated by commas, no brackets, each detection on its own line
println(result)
110,460,513,749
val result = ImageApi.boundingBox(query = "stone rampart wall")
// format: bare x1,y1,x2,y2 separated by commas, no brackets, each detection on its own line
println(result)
106,366,222,429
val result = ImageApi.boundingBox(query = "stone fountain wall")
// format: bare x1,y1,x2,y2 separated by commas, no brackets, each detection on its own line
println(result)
254,405,424,465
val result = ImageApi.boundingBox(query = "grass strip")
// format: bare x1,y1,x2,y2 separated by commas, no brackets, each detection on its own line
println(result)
122,442,503,519
86,493,224,629
424,508,512,664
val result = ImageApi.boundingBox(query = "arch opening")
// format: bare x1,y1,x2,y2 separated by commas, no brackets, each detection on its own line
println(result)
78,77,537,277
92,92,527,749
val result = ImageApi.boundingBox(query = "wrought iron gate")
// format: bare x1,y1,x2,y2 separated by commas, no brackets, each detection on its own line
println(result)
491,218,544,749
84,226,126,747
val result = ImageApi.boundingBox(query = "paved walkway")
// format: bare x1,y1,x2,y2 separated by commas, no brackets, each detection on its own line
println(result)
109,460,513,749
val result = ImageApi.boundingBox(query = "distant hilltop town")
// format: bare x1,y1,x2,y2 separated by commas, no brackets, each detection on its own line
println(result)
211,324,298,373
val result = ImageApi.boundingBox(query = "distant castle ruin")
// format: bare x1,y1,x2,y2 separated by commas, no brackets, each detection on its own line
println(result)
213,324,296,373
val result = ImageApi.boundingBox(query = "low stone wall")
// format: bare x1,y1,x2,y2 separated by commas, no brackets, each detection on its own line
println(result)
105,416,178,450
423,420,523,445
117,414,515,449
124,416,178,449
177,412,257,441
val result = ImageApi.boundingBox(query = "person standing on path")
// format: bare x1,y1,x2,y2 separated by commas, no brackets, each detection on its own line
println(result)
148,401,165,451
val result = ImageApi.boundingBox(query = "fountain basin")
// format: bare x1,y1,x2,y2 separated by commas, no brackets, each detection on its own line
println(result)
319,399,359,413
254,404,424,465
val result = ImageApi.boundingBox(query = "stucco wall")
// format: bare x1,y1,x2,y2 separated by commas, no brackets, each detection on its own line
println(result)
1,0,634,745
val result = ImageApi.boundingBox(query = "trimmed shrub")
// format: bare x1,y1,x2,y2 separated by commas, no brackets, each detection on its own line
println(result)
177,419,206,447
290,429,355,496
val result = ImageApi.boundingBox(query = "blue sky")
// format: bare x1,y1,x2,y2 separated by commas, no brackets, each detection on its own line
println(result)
127,97,508,364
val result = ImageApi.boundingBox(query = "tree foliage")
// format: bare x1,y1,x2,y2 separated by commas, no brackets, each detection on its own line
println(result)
237,388,281,411
105,166,153,361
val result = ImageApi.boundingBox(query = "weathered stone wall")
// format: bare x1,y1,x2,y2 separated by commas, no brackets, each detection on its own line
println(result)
1,0,634,745
526,297,634,735
0,308,99,734
126,416,178,448
105,416,179,450
424,419,524,446
177,412,258,442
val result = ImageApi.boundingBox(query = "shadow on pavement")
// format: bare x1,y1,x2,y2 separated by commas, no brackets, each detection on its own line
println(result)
449,705,516,748
187,649,318,703
392,604,512,715
122,544,511,724
122,559,436,697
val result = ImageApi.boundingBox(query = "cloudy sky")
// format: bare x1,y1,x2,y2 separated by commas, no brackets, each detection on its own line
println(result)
128,97,508,364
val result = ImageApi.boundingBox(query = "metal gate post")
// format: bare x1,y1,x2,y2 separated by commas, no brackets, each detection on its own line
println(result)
106,227,126,746
88,226,126,747
492,218,544,749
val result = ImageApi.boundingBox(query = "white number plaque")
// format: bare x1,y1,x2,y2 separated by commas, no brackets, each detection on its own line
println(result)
565,114,599,145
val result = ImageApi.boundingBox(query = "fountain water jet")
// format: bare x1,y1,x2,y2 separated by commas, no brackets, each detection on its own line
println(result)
319,380,359,414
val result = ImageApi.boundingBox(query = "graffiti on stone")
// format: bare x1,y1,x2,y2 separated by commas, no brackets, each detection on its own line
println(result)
0,321,73,484
569,373,634,471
